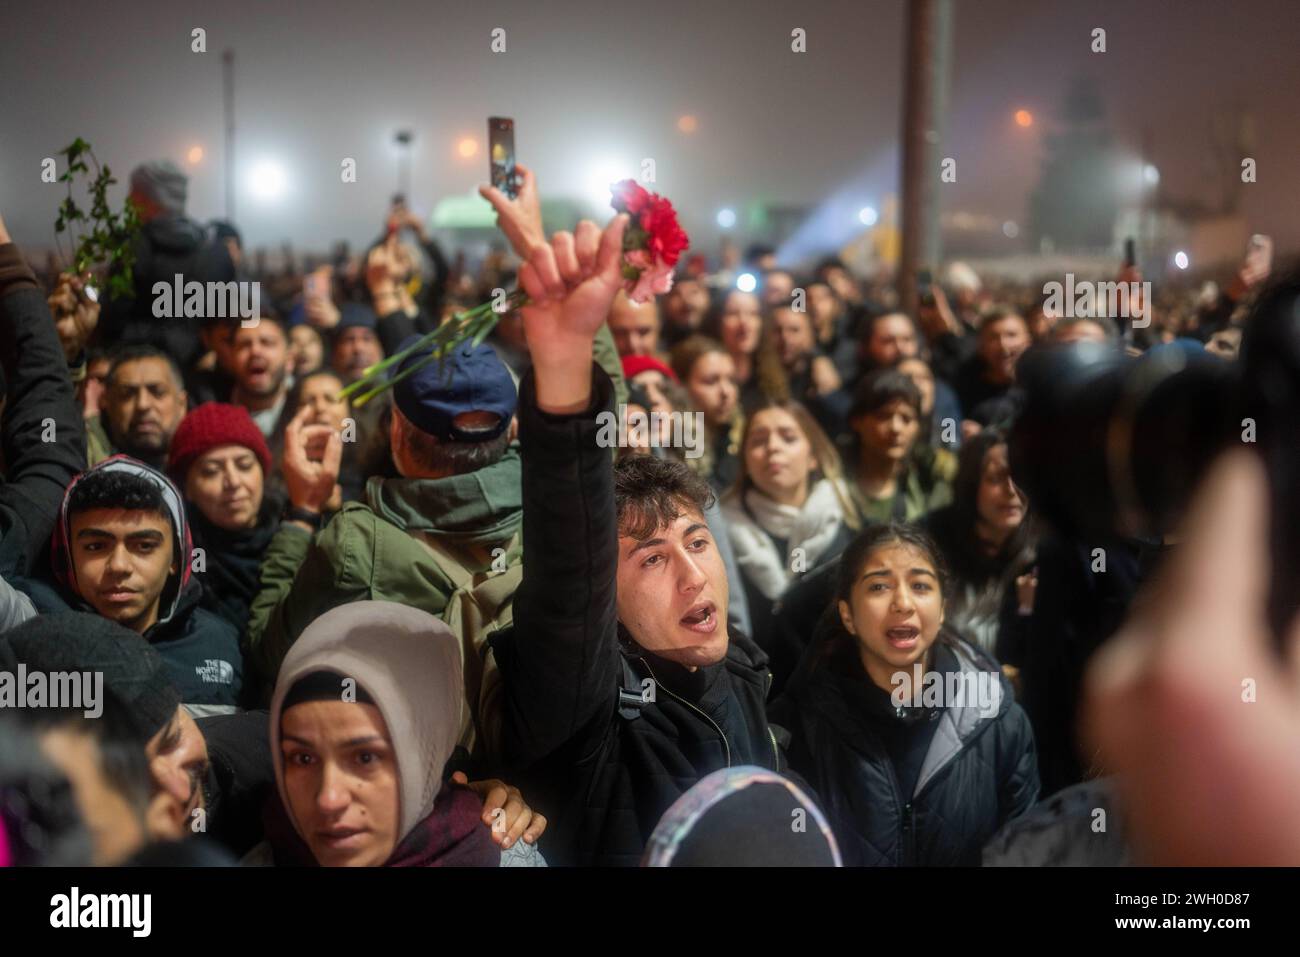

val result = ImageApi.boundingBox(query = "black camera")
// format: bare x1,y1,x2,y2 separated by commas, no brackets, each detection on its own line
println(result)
1009,273,1300,646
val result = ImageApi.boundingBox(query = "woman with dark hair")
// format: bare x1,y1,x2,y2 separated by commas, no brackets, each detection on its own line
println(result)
671,335,745,491
845,369,956,524
720,399,858,666
923,429,1036,666
771,523,1039,866
705,288,788,411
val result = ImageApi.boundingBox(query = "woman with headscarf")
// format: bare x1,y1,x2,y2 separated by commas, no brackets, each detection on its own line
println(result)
249,601,543,867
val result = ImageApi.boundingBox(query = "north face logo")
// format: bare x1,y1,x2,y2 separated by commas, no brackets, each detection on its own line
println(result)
195,659,234,685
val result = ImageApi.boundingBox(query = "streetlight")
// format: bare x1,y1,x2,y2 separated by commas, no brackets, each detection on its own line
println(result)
249,161,287,201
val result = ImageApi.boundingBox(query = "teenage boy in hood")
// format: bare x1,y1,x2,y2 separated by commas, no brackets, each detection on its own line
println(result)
488,210,788,866
29,455,244,714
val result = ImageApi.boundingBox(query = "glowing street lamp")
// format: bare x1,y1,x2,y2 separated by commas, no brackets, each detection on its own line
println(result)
248,161,287,201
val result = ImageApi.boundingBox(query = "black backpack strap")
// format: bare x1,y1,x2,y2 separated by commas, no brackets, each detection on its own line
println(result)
617,655,647,720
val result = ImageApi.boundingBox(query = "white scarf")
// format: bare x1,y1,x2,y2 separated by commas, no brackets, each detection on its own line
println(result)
722,478,849,601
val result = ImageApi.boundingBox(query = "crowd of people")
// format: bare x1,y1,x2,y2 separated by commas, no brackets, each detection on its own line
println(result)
0,154,1286,868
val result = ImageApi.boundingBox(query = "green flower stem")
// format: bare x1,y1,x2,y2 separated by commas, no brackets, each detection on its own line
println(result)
342,289,529,407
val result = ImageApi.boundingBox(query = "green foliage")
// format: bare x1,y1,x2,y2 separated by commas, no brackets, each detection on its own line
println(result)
53,138,140,301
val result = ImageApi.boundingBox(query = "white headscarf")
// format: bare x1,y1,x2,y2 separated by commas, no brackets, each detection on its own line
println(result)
269,601,463,845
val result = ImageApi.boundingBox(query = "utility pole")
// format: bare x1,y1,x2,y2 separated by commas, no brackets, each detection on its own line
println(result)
898,0,953,318
223,48,235,221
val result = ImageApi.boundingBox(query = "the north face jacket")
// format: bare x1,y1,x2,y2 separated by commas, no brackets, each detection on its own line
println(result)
772,630,1039,866
36,455,244,714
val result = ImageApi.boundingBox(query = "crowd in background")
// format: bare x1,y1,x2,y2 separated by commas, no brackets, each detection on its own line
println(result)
0,155,1280,868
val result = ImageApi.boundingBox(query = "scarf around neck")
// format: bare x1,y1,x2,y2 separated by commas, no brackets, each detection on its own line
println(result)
723,478,848,601
262,782,500,867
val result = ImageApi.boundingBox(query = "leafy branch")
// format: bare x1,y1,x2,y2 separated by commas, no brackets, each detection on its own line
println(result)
53,137,141,301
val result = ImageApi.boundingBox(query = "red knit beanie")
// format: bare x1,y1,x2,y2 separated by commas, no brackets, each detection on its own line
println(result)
167,402,273,483
621,354,678,383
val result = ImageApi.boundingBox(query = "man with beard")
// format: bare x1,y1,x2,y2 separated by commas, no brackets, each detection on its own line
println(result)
230,315,292,442
87,346,189,470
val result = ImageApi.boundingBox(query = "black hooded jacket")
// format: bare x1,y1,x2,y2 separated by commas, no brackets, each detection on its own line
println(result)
98,216,236,371
22,457,244,714
494,365,784,867
772,631,1039,866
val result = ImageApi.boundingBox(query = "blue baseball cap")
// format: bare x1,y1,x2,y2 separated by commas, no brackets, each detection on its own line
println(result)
392,338,516,442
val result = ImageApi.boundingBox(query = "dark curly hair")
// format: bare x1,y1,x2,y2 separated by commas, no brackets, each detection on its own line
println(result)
67,469,169,523
614,454,716,541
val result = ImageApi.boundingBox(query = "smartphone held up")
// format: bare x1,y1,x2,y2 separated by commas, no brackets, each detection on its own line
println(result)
489,116,517,199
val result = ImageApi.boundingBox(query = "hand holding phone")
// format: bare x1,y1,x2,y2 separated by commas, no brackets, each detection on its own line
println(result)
488,116,517,199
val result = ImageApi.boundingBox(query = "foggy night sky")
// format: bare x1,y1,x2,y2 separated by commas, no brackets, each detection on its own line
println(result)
1,0,1297,260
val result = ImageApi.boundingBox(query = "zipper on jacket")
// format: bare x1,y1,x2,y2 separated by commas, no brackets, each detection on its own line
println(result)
901,802,914,865
880,753,911,866
640,657,732,769
765,671,780,770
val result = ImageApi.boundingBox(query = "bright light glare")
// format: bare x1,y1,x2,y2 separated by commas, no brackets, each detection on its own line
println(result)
858,205,878,227
1002,220,1019,238
1014,109,1033,128
736,272,757,293
457,138,478,159
249,161,287,201
585,159,635,209
1174,250,1189,270
1143,164,1160,186
186,146,204,165
678,115,698,134
717,208,737,229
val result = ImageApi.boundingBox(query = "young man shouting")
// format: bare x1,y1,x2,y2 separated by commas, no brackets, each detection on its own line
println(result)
494,213,786,866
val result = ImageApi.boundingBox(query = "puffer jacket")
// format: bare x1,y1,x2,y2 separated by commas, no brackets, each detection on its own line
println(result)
773,630,1039,866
